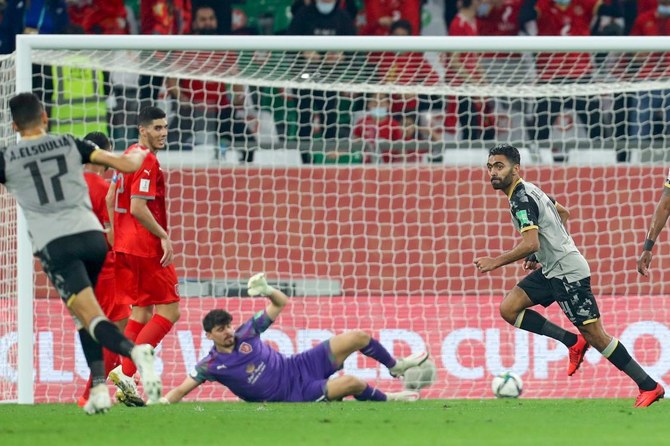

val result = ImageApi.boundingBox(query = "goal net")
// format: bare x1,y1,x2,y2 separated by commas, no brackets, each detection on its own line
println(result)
3,35,670,403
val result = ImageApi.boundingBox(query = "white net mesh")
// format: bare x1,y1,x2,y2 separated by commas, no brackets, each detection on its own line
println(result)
4,37,670,403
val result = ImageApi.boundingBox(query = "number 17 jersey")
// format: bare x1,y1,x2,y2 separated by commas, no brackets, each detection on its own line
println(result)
0,133,103,253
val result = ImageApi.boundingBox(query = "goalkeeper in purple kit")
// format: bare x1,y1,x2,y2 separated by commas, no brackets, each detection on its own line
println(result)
160,273,428,403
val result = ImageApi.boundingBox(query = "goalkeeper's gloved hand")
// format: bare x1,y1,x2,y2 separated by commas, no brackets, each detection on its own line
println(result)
247,272,276,297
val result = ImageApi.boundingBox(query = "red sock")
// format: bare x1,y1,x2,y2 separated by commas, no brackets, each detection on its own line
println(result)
120,319,147,376
123,314,174,377
79,348,121,405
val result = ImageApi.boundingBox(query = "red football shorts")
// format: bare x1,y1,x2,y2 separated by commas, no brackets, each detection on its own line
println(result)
115,252,180,307
95,268,131,322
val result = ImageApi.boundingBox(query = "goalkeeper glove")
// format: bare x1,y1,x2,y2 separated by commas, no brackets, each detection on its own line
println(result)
247,273,276,297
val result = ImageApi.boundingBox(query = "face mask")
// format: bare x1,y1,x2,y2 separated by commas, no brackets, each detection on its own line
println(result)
315,1,337,15
477,3,491,17
369,107,388,118
658,5,670,15
553,0,571,6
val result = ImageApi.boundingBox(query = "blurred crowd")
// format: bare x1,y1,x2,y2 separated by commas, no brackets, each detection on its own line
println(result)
0,0,669,163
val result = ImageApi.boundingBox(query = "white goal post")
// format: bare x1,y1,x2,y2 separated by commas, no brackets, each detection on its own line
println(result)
6,34,670,404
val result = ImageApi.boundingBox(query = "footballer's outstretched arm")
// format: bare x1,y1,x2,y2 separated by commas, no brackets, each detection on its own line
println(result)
90,146,147,173
638,187,670,276
247,273,289,321
163,376,201,404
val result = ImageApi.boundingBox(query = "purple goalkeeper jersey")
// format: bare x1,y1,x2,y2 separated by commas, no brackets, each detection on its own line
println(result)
190,310,338,402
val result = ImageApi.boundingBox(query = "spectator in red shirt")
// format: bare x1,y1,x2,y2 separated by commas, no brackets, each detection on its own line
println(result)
371,20,440,141
68,0,129,34
353,93,414,162
361,0,422,36
165,5,254,158
529,0,607,141
628,0,670,138
446,0,495,141
139,0,192,109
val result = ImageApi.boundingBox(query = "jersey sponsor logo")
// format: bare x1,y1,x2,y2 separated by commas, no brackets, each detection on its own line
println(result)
515,210,532,226
216,364,227,370
239,342,253,354
139,178,151,192
143,169,151,175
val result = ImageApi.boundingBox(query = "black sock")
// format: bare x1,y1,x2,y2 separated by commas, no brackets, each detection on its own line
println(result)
515,309,578,347
91,318,134,358
78,329,106,387
603,338,657,391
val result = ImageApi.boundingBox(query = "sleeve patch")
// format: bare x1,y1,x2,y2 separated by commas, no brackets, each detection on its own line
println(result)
139,178,151,192
515,210,532,226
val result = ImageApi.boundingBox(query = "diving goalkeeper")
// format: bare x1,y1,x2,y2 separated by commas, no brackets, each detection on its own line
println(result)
158,273,428,404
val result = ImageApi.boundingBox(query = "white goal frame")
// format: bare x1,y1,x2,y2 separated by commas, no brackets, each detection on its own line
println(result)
13,34,670,404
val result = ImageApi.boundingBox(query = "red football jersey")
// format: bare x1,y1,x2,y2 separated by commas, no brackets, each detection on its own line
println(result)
84,171,115,278
362,0,421,35
113,145,167,258
535,0,598,79
478,0,522,36
630,10,670,78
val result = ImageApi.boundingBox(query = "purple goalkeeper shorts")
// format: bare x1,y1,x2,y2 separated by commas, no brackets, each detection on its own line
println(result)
285,340,340,402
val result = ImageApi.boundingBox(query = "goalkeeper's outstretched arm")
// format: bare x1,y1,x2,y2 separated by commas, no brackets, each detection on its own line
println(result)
162,376,201,404
247,272,289,321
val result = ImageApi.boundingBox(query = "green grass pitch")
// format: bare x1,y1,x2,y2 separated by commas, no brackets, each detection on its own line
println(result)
1,399,668,446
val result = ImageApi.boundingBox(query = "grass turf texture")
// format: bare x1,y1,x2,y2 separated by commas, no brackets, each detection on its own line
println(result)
1,399,668,446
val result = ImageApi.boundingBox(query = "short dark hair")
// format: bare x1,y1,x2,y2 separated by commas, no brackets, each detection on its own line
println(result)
9,92,44,130
84,131,111,151
202,309,233,333
138,106,166,127
489,143,521,165
390,19,413,35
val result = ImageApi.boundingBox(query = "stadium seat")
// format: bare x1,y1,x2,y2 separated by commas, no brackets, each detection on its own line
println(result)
253,149,303,166
566,149,617,166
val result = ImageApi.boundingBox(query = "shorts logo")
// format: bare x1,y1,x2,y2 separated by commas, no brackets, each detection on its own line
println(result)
246,363,255,374
239,342,253,354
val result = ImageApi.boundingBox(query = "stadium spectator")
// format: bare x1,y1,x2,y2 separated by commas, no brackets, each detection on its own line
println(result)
370,20,440,143
160,273,428,404
193,0,232,34
78,132,135,408
291,0,359,20
108,106,181,406
628,1,670,139
360,0,422,36
165,4,255,159
353,92,404,160
67,0,129,34
529,0,611,141
477,144,664,408
138,0,192,108
446,0,496,141
288,0,357,140
1,92,160,414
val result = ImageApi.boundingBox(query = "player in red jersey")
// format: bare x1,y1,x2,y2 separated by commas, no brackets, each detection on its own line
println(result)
78,132,133,407
108,106,181,404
